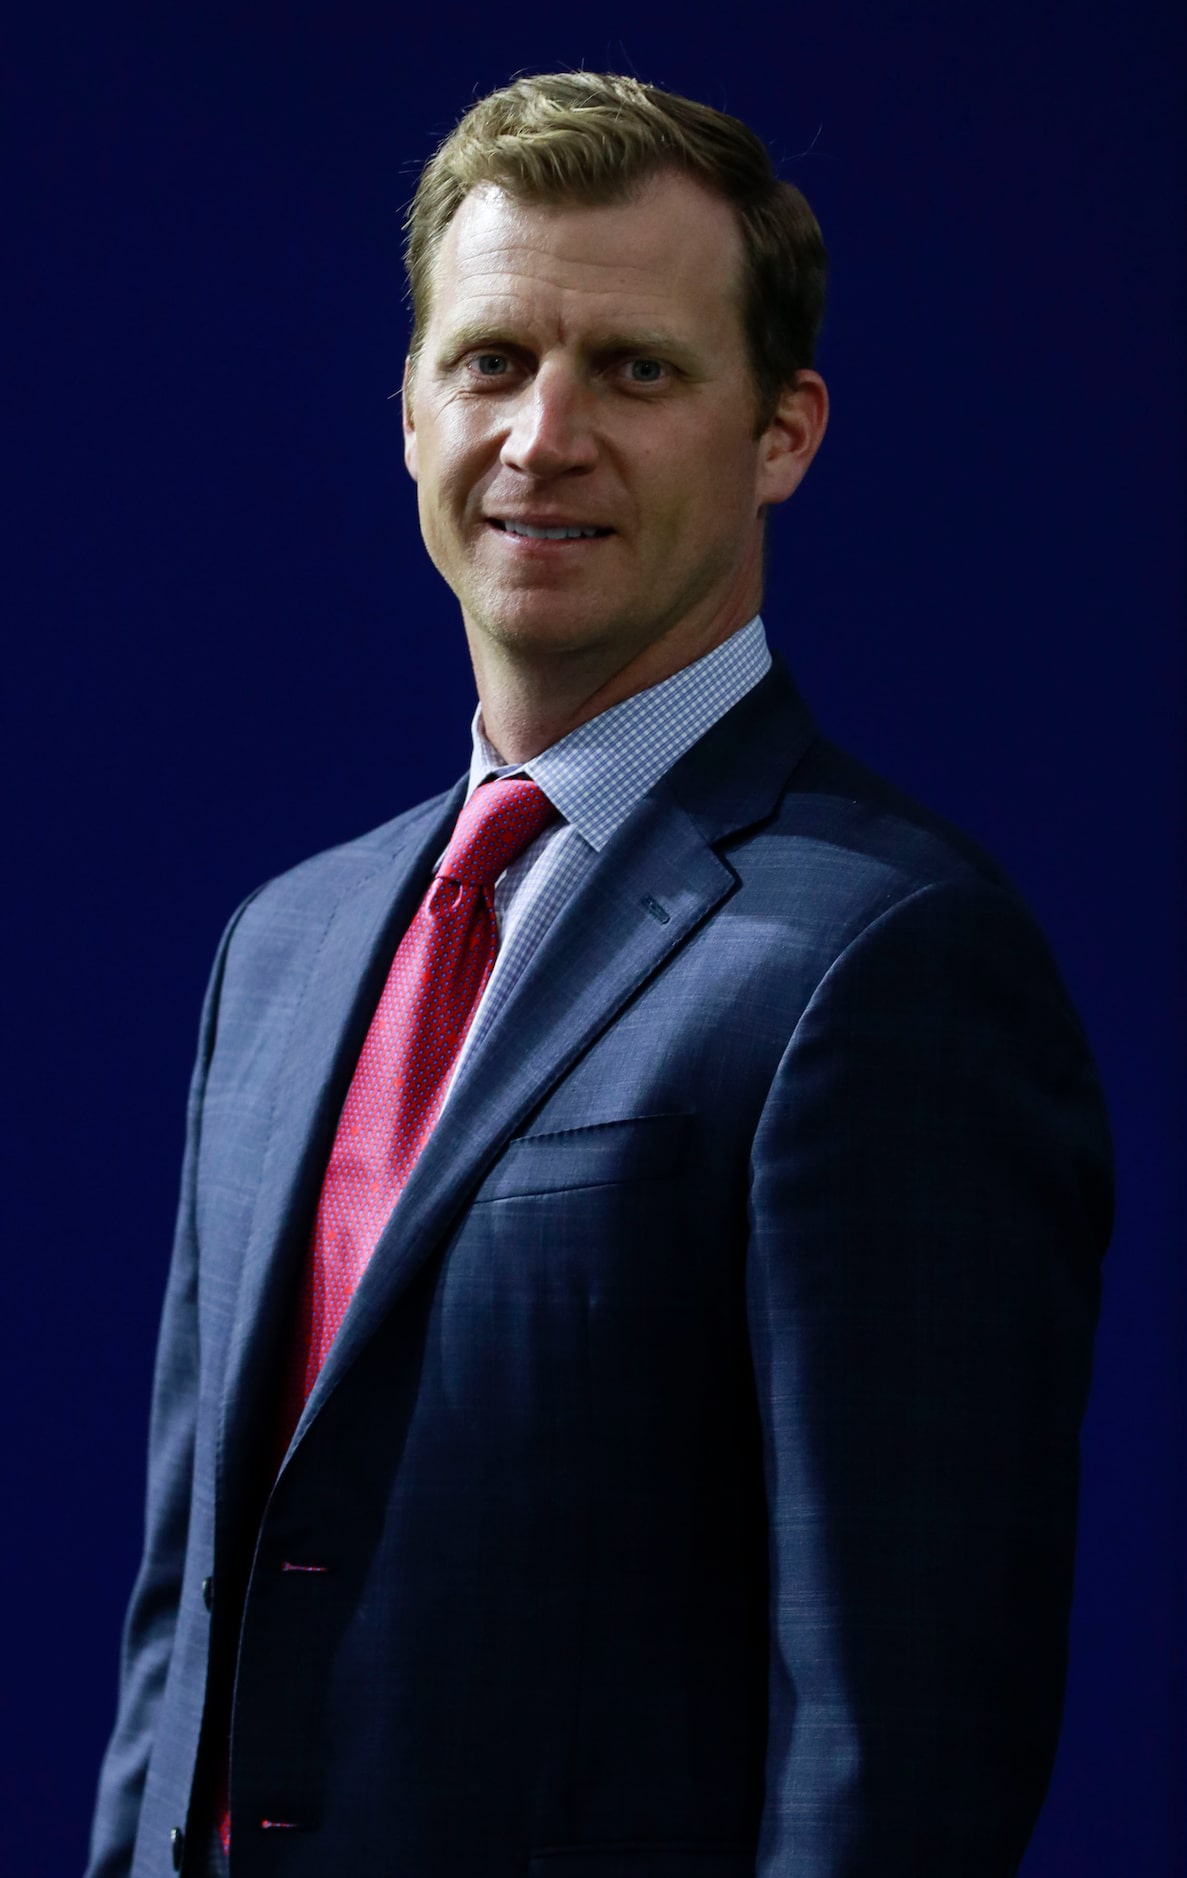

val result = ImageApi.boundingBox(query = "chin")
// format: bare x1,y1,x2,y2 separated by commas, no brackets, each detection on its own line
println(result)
473,599,620,660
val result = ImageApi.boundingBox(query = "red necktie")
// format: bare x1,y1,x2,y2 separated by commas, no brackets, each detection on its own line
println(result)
219,777,557,1855
283,774,558,1429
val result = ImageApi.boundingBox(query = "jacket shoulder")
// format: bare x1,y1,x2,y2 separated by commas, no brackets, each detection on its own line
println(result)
673,655,1020,919
234,782,462,929
723,724,1071,1023
782,732,1019,900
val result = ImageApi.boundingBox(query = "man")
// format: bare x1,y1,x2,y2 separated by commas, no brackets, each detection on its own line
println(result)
88,71,1112,1878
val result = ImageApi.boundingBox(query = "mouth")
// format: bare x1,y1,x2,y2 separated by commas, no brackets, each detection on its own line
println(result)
487,519,613,543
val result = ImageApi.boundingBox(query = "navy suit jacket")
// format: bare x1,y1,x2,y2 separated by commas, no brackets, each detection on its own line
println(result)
88,659,1112,1877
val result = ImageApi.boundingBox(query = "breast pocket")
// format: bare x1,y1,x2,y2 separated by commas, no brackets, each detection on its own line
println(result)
474,1112,691,1203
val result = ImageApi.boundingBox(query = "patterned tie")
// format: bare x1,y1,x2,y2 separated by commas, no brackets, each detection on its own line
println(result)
285,774,559,1431
218,777,557,1858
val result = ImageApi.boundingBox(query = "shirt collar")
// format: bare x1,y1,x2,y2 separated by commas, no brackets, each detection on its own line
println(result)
465,614,771,851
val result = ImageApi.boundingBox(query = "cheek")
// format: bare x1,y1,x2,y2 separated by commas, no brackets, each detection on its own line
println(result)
696,435,760,534
648,446,752,550
416,396,486,482
649,410,751,499
415,459,466,567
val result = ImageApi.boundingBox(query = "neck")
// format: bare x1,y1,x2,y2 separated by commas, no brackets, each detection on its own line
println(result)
468,597,761,766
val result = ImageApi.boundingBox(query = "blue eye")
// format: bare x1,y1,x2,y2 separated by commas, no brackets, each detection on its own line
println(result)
471,353,509,376
627,359,665,382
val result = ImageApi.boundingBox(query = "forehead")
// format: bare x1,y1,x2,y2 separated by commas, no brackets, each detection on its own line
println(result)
426,172,747,346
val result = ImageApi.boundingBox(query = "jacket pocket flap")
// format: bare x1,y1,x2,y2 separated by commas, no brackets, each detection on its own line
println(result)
476,1113,690,1202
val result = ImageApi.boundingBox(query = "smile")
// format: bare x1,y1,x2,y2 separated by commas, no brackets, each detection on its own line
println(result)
490,520,611,541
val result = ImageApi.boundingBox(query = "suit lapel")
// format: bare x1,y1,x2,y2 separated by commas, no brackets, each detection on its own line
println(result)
217,781,466,1503
284,660,818,1461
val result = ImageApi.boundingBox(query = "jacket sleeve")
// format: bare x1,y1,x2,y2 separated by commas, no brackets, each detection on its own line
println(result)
85,894,259,1878
746,877,1112,1876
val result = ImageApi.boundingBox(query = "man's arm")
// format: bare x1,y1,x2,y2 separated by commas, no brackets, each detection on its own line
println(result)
746,877,1112,1876
86,896,256,1878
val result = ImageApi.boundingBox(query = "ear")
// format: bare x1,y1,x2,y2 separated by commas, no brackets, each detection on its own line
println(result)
402,355,418,481
755,369,829,511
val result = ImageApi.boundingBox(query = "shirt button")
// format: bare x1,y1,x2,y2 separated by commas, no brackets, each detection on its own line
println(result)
170,1825,185,1869
201,1577,214,1611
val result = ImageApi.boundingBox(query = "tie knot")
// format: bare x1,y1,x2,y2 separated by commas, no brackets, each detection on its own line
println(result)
438,778,558,889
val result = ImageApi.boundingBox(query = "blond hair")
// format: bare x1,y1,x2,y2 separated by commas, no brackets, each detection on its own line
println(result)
405,72,827,428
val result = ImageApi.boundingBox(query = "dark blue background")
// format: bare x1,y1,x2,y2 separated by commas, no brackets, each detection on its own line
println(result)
5,4,1183,1872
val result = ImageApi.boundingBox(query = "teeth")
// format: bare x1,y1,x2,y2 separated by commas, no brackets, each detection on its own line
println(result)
501,521,602,540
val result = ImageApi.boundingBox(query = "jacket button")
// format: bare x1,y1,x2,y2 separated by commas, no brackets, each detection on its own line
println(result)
201,1577,213,1611
170,1825,185,1869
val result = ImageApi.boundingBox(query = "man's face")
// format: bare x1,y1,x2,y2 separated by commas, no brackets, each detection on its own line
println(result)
404,170,818,686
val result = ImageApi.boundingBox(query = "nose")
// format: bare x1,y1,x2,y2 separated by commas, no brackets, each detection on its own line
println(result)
500,363,598,478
